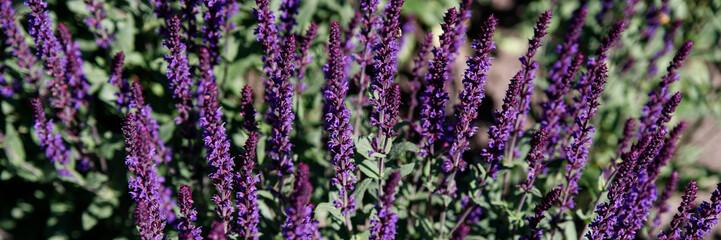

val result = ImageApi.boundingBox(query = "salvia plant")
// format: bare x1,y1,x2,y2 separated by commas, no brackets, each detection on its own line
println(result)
1,0,721,239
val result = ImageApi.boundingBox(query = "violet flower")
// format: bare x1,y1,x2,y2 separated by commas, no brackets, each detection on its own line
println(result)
658,181,698,240
178,185,202,240
108,52,131,111
523,188,561,240
482,72,522,178
638,41,693,136
122,111,166,240
324,22,357,215
85,0,112,48
419,8,460,154
57,23,91,109
684,183,721,240
369,0,404,153
235,132,260,239
370,171,401,240
520,130,548,191
181,0,200,54
560,62,609,210
31,98,72,177
649,20,682,75
641,0,669,41
253,0,279,65
0,0,42,86
611,118,637,172
278,0,300,37
240,85,258,133
202,0,237,66
164,16,194,124
0,66,15,97
265,37,297,176
283,163,321,239
296,22,318,90
129,80,172,165
26,0,75,124
540,6,587,155
652,171,678,228
199,71,236,234
352,0,379,98
342,12,361,55
406,32,434,123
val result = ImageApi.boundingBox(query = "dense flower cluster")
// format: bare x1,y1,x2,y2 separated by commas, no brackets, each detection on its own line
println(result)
370,171,401,240
283,163,321,239
31,98,72,177
164,16,194,124
85,0,112,48
0,0,41,87
235,132,260,239
178,185,202,240
523,188,561,240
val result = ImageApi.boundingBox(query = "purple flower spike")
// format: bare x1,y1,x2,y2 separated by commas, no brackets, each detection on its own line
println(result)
324,22,357,216
560,62,609,210
57,23,91,111
684,184,721,240
240,85,258,133
652,171,678,228
278,0,300,37
514,10,552,141
352,0,380,100
202,0,237,66
658,181,698,240
32,98,73,177
164,16,193,124
266,37,297,176
296,22,318,88
370,171,401,240
419,8,460,154
122,111,167,239
520,130,548,191
482,72,522,178
200,80,236,235
85,0,113,48
109,52,132,112
129,81,172,165
445,15,497,174
649,20,682,75
236,132,260,239
283,163,321,240
253,0,279,64
178,185,203,240
638,41,692,137
612,118,637,170
26,0,75,124
0,0,42,86
406,32,434,123
523,188,561,240
369,0,404,152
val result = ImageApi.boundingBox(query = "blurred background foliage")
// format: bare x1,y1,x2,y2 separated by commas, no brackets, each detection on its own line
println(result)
1,0,720,239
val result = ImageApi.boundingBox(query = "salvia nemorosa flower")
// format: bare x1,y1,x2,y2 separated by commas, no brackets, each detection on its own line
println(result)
324,22,357,215
369,0,404,152
235,132,260,239
406,32,434,123
202,0,237,66
513,10,552,141
253,0,279,64
649,20,682,75
652,122,687,174
26,0,75,124
164,16,194,124
296,22,318,89
560,62,609,210
444,15,497,174
181,0,200,54
283,163,321,239
0,0,42,86
370,171,401,240
342,12,361,54
638,41,692,136
658,180,698,240
149,0,173,34
520,130,548,191
129,80,172,165
57,23,91,109
240,85,258,133
641,0,669,40
482,72,522,178
684,183,721,239
652,171,678,228
178,185,202,240
85,0,112,48
540,6,587,155
353,0,380,93
200,77,236,234
32,98,72,177
0,66,16,97
208,221,227,240
419,8,460,154
122,111,166,239
266,37,297,176
108,52,132,112
611,118,637,171
523,188,561,240
278,0,300,37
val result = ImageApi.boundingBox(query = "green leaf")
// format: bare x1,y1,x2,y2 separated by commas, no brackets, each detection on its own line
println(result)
389,141,420,158
353,135,374,160
82,212,98,230
354,178,373,203
358,159,380,180
314,202,343,222
530,187,542,198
